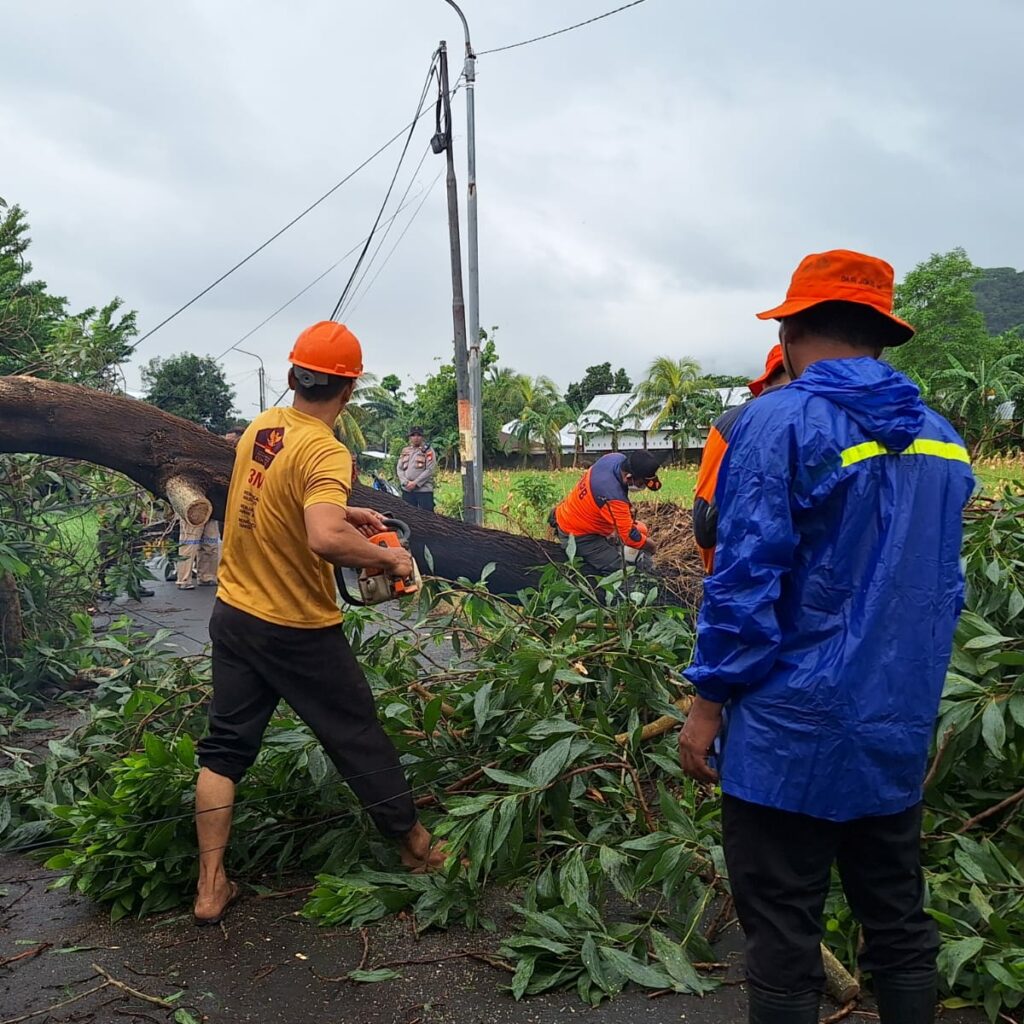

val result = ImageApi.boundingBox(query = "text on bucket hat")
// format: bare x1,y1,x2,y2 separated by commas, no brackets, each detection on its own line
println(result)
756,249,914,346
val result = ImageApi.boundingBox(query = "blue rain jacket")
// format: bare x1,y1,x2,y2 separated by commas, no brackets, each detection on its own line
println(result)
685,358,975,821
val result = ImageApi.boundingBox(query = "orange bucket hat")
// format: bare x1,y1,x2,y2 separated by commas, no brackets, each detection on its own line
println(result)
756,249,914,345
748,344,785,397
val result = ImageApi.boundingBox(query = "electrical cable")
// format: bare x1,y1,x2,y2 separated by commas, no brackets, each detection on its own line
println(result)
343,169,443,321
211,181,438,366
125,64,445,356
328,56,439,320
478,0,649,55
335,143,432,322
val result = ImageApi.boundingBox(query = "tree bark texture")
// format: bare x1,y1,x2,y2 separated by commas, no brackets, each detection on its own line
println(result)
0,570,24,662
0,376,565,594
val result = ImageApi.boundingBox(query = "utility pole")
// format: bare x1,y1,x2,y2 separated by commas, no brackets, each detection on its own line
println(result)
436,41,477,522
236,347,266,412
443,0,483,525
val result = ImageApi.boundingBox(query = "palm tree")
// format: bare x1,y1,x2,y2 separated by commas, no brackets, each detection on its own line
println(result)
586,407,643,453
333,372,378,453
632,357,721,464
567,409,600,467
931,354,1024,456
508,376,573,469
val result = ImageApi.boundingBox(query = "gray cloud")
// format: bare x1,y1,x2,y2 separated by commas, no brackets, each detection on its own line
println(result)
3,0,1022,417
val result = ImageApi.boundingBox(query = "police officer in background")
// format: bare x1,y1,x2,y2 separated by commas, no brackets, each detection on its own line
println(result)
396,427,436,512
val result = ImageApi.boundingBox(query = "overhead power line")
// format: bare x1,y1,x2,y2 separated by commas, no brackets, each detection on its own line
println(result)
478,0,649,55
344,170,443,320
127,67,444,355
328,55,439,320
337,143,433,321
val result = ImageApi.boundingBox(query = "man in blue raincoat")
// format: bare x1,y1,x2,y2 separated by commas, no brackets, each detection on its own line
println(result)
679,250,975,1024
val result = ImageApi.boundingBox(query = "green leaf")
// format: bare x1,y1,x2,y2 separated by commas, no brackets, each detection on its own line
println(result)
474,681,494,731
558,850,591,911
142,733,170,766
1009,693,1024,730
981,700,1007,758
580,934,618,995
599,946,675,990
511,956,536,1000
1009,588,1024,619
520,909,572,942
174,1011,201,1024
526,719,580,740
482,767,534,789
650,929,705,993
175,734,195,768
937,935,985,987
528,736,574,787
598,846,632,899
963,634,1012,651
348,968,401,983
422,696,443,737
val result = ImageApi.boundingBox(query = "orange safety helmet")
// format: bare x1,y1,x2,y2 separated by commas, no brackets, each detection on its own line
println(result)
288,321,364,386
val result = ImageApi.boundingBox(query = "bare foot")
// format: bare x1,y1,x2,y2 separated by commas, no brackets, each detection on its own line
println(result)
193,874,239,925
398,822,449,874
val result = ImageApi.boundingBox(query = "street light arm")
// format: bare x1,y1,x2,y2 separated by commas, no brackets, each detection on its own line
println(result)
233,347,265,371
442,0,475,56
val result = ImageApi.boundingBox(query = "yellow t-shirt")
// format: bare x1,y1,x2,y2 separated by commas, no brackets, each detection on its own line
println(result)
217,406,352,628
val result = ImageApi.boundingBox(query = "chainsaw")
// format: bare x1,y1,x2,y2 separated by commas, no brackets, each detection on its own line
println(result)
335,517,422,606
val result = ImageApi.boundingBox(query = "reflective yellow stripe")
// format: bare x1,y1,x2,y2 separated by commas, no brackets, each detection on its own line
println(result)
841,441,887,467
840,439,971,468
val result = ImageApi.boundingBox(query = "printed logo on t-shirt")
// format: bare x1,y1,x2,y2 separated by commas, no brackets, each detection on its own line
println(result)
252,428,285,469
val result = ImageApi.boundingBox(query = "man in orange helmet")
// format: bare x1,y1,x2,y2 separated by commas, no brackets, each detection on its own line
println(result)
692,346,790,572
193,321,444,926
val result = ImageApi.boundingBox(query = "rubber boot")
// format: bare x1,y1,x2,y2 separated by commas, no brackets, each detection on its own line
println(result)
748,983,820,1024
872,969,937,1024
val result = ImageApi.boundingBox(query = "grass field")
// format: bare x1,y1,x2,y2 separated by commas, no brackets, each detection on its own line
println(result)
424,457,1024,536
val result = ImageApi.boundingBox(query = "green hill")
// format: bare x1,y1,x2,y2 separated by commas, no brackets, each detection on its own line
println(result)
974,267,1024,334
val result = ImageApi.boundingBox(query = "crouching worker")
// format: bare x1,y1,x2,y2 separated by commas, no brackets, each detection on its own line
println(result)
550,450,661,574
193,321,445,926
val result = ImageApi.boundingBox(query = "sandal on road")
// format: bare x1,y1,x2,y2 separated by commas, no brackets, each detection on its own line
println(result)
193,881,240,927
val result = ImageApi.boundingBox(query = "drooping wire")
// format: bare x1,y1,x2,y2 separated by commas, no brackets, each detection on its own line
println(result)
335,143,432,322
478,0,649,55
327,55,440,320
213,182,438,366
343,169,444,321
125,60,445,356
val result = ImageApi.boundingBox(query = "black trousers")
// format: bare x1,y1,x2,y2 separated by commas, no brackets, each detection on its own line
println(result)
402,489,435,512
722,795,939,994
197,600,417,839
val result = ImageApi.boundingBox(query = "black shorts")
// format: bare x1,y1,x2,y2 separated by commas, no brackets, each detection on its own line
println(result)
197,600,417,839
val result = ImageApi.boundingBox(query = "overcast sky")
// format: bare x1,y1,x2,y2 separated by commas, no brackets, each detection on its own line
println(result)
4,0,1022,417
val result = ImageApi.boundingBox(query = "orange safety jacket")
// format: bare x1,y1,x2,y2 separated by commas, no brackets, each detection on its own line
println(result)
554,453,648,549
694,388,788,571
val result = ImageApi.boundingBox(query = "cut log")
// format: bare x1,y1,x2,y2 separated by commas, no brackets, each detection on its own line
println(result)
821,944,860,1004
614,696,693,745
0,376,565,593
166,475,213,527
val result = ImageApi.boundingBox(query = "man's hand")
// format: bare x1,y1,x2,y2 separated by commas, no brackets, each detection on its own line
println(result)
678,696,724,784
385,547,414,580
405,481,416,492
345,506,387,538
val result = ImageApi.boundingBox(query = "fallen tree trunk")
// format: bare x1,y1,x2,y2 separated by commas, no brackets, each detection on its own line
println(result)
0,376,564,593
